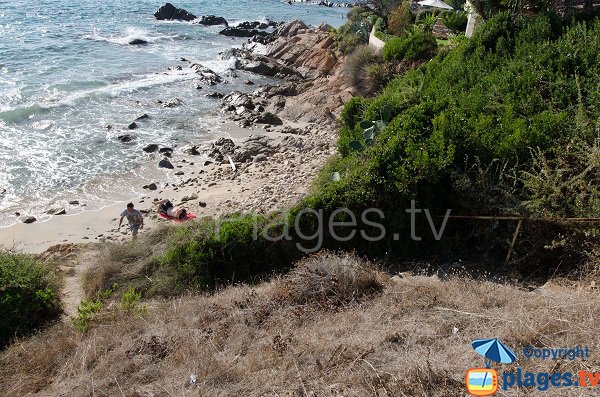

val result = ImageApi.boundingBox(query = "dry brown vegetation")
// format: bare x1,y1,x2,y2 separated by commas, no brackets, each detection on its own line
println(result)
1,252,599,396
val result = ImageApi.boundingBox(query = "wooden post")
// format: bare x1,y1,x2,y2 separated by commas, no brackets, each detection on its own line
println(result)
504,219,523,267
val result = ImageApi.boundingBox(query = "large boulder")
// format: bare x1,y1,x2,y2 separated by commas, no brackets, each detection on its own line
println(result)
195,15,228,26
189,63,222,86
20,216,37,224
208,137,236,162
222,91,256,112
154,3,197,21
158,159,174,169
254,112,283,125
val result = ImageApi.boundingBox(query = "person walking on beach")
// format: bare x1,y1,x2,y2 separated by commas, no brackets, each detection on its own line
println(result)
118,202,144,240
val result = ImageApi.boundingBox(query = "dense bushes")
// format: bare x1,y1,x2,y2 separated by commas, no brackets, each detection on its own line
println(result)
314,13,600,273
441,11,468,33
383,30,438,60
0,252,61,348
161,215,300,289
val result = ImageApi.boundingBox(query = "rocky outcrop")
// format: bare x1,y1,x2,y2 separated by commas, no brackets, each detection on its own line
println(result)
219,22,352,126
195,15,228,26
219,27,269,38
154,3,197,21
221,48,300,78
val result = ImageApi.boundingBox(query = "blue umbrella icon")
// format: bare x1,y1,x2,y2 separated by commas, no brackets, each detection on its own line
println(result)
472,338,517,368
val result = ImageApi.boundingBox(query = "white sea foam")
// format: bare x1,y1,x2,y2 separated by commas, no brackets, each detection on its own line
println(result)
82,27,177,46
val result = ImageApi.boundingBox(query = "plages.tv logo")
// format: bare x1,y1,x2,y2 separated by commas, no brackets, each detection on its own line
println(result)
466,338,517,396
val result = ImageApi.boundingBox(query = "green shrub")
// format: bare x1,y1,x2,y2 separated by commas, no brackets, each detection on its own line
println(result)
161,215,300,289
72,299,102,333
383,31,438,61
306,13,600,274
441,11,468,33
120,286,142,311
0,252,61,348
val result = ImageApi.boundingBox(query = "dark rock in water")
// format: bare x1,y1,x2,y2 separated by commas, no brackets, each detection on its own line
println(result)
105,124,113,130
159,159,174,169
21,216,36,224
159,147,174,154
198,201,207,207
147,183,158,190
185,145,201,155
174,171,184,176
69,200,80,205
219,26,269,38
244,80,255,85
254,112,283,125
195,15,228,26
154,3,197,21
136,113,150,121
15,212,20,216
128,122,138,130
203,160,213,166
118,134,135,143
129,39,148,45
206,92,224,99
46,208,66,215
143,144,159,153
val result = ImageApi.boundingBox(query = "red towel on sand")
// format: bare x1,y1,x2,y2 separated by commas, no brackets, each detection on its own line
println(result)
158,212,197,223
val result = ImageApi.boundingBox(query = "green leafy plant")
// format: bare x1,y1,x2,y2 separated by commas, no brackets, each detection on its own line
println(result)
119,286,142,311
417,13,439,33
0,252,61,348
441,11,468,33
72,299,102,333
71,284,117,333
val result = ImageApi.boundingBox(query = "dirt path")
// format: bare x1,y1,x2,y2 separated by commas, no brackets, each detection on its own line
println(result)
48,245,101,317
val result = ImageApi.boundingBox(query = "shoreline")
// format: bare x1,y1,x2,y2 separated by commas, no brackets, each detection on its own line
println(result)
0,21,352,254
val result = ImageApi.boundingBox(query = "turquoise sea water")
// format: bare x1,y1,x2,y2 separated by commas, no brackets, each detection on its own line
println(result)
0,0,350,225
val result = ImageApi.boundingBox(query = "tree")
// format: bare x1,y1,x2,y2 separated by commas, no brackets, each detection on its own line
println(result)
388,2,414,35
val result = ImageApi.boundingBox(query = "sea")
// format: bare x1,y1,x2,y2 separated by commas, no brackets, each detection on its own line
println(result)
0,0,351,227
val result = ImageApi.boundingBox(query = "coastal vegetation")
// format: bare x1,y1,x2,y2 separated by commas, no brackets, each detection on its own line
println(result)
0,252,61,348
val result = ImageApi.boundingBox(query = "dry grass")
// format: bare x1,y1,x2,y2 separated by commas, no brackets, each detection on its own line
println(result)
1,252,599,396
83,225,179,299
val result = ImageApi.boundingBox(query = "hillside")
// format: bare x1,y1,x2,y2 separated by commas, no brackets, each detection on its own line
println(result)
1,252,598,396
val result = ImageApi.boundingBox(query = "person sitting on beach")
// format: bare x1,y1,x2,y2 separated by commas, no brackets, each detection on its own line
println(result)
118,202,144,240
156,199,188,221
